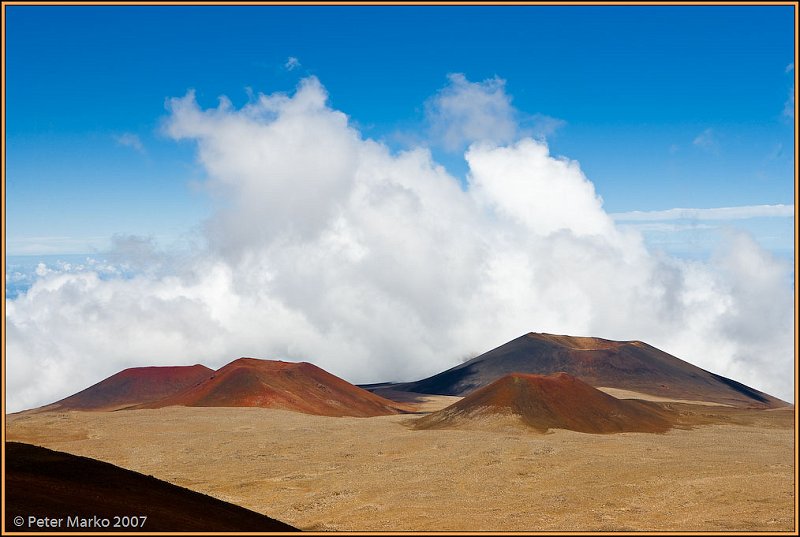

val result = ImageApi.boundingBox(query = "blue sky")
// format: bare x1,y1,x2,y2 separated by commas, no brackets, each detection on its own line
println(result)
5,5,797,409
5,4,795,258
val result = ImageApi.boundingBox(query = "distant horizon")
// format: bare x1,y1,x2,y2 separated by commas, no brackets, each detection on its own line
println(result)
29,332,792,413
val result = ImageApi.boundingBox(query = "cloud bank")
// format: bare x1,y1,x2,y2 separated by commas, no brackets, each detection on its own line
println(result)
611,204,795,221
6,75,795,411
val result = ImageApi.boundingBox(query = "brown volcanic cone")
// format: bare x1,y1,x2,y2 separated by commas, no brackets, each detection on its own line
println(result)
137,358,413,417
43,365,214,411
5,442,298,532
414,372,675,434
395,332,787,408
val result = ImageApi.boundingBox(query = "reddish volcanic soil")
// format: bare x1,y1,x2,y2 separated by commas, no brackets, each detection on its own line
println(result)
4,442,297,532
393,332,787,408
136,358,414,417
42,365,214,411
414,372,675,434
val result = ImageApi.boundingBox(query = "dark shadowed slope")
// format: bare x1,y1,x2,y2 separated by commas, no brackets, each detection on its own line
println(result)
41,365,215,411
414,372,675,434
136,358,413,417
394,333,787,408
4,442,298,532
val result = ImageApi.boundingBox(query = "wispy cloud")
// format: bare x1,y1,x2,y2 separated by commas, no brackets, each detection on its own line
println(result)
615,222,717,232
611,204,794,222
113,132,145,154
525,113,566,140
6,235,112,255
767,143,784,161
692,128,719,153
783,85,794,119
285,56,301,71
784,63,794,119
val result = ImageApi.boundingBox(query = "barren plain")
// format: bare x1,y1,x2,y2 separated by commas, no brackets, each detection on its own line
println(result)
5,395,795,532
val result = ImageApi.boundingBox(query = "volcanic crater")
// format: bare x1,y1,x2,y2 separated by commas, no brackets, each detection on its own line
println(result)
414,372,676,433
392,332,787,409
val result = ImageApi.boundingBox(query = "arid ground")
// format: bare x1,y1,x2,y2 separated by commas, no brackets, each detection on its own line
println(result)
5,395,795,532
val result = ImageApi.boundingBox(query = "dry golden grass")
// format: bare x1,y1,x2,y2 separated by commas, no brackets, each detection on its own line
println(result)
5,400,795,532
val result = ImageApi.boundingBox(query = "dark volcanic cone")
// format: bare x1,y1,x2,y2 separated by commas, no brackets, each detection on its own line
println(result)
4,442,298,532
395,333,786,408
43,365,214,411
136,358,413,417
414,372,675,434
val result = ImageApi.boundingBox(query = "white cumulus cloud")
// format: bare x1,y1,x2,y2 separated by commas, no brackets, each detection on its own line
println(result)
5,76,795,412
426,73,519,152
